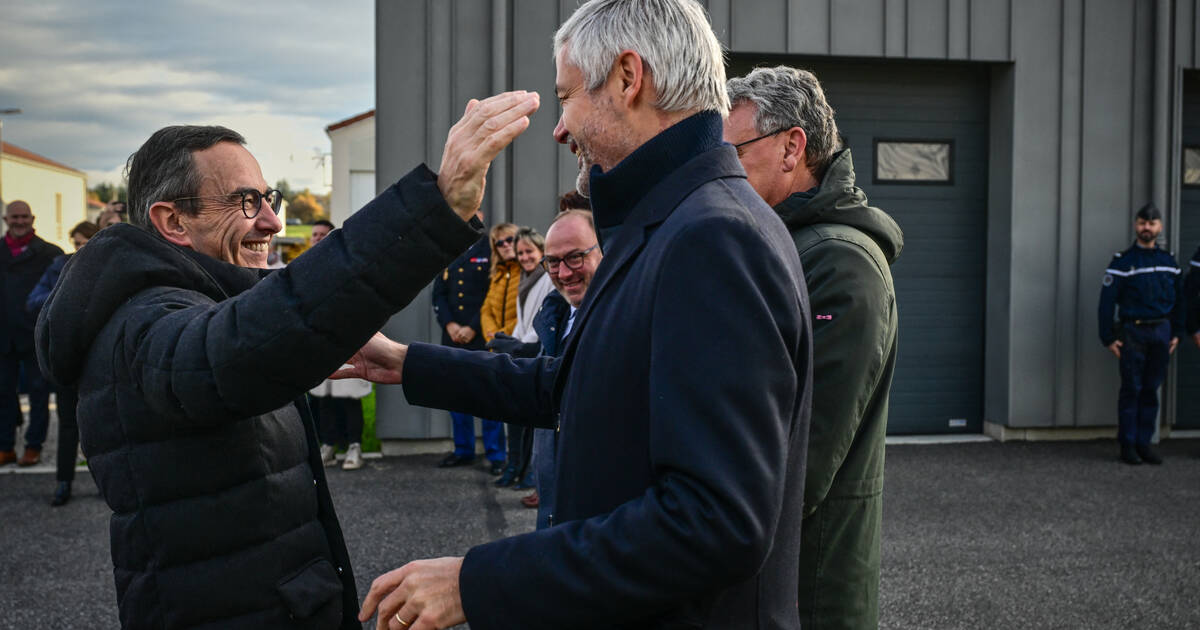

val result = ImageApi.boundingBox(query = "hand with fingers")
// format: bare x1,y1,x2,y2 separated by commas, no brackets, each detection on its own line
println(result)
438,90,541,221
1108,340,1122,359
331,332,407,384
359,557,466,630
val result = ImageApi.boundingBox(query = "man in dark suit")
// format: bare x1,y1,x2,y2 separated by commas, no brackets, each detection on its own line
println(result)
0,200,64,466
342,2,812,628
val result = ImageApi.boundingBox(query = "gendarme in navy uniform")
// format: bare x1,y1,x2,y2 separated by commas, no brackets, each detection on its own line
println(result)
1097,203,1184,465
1186,245,1200,346
431,233,505,468
432,236,490,350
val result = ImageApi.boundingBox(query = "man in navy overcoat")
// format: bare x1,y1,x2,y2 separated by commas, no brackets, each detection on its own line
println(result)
347,1,812,628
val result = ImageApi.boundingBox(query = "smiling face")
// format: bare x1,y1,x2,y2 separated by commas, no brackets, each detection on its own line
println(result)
4,201,34,239
544,214,601,307
515,237,543,273
494,228,518,261
552,46,634,197
179,142,282,268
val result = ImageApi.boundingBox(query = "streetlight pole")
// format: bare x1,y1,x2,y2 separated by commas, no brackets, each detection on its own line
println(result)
0,108,23,201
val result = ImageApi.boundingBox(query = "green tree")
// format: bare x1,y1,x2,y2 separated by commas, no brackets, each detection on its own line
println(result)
274,179,296,204
88,182,127,203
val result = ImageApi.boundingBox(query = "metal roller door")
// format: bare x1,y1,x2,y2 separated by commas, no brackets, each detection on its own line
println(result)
730,56,990,434
1176,70,1200,429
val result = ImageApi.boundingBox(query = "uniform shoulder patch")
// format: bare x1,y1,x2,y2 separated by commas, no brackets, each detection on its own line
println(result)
1102,274,1114,287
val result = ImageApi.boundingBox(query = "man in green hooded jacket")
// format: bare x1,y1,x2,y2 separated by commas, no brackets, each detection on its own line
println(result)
726,66,904,630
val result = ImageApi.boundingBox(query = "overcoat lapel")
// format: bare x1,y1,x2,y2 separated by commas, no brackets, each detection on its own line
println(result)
552,146,747,400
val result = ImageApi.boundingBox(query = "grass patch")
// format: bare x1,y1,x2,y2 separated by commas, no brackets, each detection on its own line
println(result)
361,387,380,453
284,224,314,239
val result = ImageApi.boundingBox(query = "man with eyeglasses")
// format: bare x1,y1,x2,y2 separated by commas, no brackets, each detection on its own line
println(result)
35,88,539,630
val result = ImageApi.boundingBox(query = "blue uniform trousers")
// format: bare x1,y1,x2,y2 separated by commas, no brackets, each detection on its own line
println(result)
1117,320,1171,445
0,349,50,452
451,411,506,462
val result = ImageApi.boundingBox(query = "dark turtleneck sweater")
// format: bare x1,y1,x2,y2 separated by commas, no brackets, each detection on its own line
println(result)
587,111,724,247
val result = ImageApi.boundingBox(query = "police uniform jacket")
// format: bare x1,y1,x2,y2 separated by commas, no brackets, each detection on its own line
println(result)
403,112,812,629
1098,243,1185,346
1186,245,1200,336
432,237,490,349
35,166,481,630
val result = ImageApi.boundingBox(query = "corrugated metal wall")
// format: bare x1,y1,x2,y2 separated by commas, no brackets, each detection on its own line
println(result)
376,0,1200,439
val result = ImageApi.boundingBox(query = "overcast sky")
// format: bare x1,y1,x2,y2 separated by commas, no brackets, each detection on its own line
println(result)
0,0,374,194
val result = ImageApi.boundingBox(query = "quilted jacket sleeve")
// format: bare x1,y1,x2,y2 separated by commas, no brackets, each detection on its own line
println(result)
126,166,481,425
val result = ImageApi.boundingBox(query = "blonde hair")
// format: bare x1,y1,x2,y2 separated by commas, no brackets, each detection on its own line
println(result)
489,223,518,276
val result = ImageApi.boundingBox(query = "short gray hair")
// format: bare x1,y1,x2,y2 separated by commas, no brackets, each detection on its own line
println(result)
726,66,841,177
554,0,729,115
124,125,246,228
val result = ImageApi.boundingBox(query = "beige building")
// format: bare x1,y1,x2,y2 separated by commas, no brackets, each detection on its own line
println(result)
325,110,375,227
1,142,87,252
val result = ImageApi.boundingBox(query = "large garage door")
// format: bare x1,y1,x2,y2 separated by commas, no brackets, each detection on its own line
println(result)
1176,70,1200,429
730,56,990,434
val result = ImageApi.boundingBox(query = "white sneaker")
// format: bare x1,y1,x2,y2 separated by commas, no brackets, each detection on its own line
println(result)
342,443,363,470
320,444,337,468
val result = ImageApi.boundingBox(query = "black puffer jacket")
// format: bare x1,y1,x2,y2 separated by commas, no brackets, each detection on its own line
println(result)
36,166,480,630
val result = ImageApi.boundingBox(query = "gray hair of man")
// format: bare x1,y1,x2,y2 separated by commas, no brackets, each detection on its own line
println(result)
726,66,842,179
124,125,246,228
553,0,729,116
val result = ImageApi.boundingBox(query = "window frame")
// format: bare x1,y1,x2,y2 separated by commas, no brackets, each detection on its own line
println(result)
872,137,956,186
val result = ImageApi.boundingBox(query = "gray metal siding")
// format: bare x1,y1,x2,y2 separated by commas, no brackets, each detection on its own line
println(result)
375,0,1200,437
1177,70,1200,428
758,58,990,434
709,0,1011,60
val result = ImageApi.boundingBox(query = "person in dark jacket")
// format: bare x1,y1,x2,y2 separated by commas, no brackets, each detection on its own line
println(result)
26,220,99,505
502,209,601,518
346,2,811,628
725,65,904,630
430,223,507,470
0,199,65,467
35,89,539,630
1097,203,1184,465
1186,245,1200,348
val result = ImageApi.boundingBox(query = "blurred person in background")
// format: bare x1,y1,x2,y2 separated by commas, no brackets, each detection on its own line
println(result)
487,226,554,490
0,200,64,467
26,220,99,504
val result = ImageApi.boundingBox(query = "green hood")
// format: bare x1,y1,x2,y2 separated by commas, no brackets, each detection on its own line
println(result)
774,148,904,264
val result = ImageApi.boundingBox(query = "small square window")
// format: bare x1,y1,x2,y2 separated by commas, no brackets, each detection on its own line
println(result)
1184,147,1200,187
874,139,953,184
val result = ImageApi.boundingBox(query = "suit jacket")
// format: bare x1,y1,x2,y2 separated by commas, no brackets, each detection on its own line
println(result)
2,233,63,354
404,112,811,629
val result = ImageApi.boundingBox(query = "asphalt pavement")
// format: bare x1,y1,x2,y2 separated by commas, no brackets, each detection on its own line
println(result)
2,430,1197,629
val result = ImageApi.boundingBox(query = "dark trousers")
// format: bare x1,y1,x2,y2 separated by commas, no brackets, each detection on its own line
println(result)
505,424,535,477
1117,320,1171,445
310,395,364,448
56,388,79,482
451,412,506,462
0,349,50,452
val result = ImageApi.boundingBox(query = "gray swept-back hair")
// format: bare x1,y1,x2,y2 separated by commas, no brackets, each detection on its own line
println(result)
726,66,841,178
554,0,729,115
125,125,245,228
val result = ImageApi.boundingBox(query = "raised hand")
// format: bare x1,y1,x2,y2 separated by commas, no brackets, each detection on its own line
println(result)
438,91,540,220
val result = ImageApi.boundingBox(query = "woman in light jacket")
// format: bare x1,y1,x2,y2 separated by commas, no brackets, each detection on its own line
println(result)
488,227,553,488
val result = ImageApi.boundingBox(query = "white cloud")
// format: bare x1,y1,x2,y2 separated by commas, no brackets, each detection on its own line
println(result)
0,0,372,193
